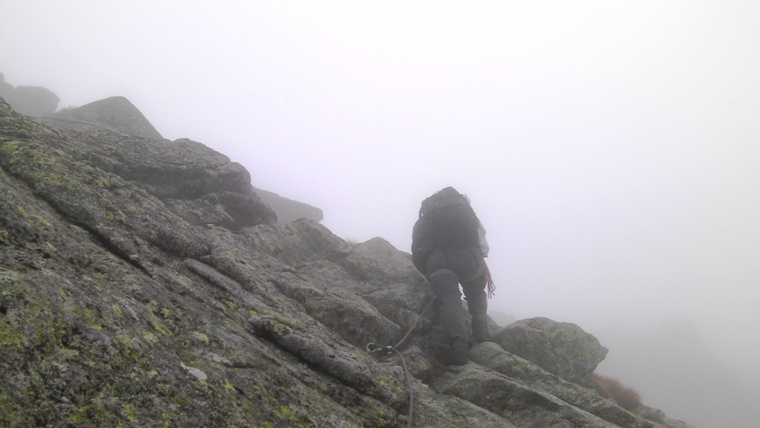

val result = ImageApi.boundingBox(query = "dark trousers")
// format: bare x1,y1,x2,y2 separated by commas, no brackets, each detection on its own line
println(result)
425,246,488,344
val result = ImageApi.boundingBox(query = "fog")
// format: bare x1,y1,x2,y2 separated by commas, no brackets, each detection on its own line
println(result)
2,2,759,426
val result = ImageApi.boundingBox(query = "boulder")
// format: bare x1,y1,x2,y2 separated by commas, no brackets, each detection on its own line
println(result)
494,317,609,385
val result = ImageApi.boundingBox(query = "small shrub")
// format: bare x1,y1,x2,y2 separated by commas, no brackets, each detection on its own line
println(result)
590,372,642,412
343,237,361,248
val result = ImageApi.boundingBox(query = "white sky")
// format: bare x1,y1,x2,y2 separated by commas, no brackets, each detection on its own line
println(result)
3,1,759,421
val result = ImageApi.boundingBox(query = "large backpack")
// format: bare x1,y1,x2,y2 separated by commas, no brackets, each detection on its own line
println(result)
418,187,480,247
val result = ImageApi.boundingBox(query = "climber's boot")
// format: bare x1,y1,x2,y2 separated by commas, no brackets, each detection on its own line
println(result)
471,319,491,344
448,336,469,366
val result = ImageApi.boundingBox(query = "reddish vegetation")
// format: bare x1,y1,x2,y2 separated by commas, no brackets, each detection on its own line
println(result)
590,372,642,412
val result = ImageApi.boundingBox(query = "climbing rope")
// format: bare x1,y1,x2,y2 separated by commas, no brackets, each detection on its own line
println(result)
366,298,434,428
483,259,496,299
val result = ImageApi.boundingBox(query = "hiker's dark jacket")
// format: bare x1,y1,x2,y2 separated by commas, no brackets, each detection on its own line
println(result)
411,188,491,356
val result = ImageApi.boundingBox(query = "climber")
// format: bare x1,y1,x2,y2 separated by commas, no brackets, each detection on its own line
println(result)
411,186,492,365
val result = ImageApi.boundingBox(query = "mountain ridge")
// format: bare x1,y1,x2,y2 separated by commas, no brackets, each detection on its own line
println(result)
0,96,695,427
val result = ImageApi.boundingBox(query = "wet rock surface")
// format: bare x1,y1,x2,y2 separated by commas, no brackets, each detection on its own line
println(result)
0,97,694,427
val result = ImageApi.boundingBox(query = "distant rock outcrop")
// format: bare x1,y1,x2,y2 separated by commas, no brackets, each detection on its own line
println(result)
253,186,324,223
0,98,695,428
0,74,11,96
44,96,163,139
0,73,60,117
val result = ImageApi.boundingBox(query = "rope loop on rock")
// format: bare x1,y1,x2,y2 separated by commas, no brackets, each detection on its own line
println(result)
366,343,393,355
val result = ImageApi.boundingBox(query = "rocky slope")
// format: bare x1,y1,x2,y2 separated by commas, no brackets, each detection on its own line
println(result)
0,97,694,427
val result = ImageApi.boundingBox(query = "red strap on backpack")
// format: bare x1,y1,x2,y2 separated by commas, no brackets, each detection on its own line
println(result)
483,259,496,299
